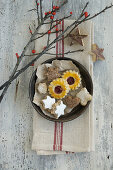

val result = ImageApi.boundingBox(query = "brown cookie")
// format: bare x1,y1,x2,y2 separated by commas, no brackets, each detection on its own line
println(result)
46,67,61,81
64,95,80,108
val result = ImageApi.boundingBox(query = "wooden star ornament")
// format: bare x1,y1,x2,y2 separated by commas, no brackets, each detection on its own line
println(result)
69,28,88,46
90,44,105,62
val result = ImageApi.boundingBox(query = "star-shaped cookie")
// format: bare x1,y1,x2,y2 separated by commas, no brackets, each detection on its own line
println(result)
76,88,92,106
42,96,55,110
69,28,88,46
51,100,66,118
90,44,105,62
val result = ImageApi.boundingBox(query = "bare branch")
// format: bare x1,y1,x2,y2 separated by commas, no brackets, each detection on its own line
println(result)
24,49,84,56
36,0,40,25
80,2,89,17
40,0,43,21
85,3,113,21
0,2,113,103
28,8,37,12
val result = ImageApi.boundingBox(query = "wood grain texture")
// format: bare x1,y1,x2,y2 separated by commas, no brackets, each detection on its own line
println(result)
0,0,113,169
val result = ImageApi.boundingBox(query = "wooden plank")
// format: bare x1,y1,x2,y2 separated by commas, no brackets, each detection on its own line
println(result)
0,0,113,169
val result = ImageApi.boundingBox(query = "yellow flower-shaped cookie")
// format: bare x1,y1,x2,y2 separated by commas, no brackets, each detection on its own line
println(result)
62,70,81,90
49,78,70,99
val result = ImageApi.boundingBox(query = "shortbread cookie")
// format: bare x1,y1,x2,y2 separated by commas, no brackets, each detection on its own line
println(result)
37,83,47,94
76,88,92,106
51,100,66,118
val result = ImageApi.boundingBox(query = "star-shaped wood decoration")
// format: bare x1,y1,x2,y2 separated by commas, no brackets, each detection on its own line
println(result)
90,44,105,62
69,28,88,46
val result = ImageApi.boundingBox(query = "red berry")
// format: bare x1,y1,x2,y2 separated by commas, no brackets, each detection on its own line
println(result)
30,30,32,33
48,30,51,34
16,53,19,58
50,16,54,19
55,25,57,27
32,50,36,54
37,3,39,6
31,63,34,66
84,12,88,18
56,28,58,32
52,12,56,15
43,46,47,49
53,6,56,9
49,11,51,14
56,6,59,10
70,11,72,15
59,21,61,24
45,12,47,15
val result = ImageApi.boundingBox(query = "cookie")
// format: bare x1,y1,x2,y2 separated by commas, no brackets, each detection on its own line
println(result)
37,82,47,94
62,70,81,90
76,88,92,106
51,100,66,118
49,78,70,99
64,95,80,108
46,67,61,81
41,96,55,111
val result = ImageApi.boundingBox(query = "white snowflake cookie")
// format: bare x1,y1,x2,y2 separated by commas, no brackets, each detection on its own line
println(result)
76,88,92,106
41,96,55,110
51,100,66,118
37,83,47,94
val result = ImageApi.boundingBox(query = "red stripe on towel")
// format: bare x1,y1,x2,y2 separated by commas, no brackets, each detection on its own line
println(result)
53,122,57,150
62,19,64,57
59,23,62,57
60,122,63,150
53,20,64,151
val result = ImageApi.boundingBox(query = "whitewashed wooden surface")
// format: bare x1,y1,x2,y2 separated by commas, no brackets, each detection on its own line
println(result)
0,0,113,170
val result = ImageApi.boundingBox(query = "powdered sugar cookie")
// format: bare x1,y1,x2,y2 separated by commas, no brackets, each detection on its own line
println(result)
41,96,55,111
51,100,66,118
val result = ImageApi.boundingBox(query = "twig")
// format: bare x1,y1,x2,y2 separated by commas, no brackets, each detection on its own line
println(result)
35,29,62,35
46,49,84,55
28,8,37,12
85,3,113,21
29,26,33,35
24,49,84,56
36,0,40,25
47,20,53,46
80,2,89,17
0,0,68,101
40,0,43,21
44,15,71,24
59,0,68,9
32,29,62,41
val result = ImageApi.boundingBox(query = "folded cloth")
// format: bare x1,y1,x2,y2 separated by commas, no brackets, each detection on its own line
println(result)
32,20,94,155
